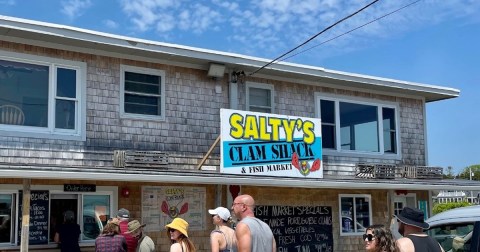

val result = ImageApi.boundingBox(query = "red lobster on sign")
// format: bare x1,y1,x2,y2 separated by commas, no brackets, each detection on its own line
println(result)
291,152,321,176
161,201,189,218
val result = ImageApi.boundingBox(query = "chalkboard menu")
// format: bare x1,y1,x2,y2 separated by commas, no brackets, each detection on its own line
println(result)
254,205,333,252
18,190,49,245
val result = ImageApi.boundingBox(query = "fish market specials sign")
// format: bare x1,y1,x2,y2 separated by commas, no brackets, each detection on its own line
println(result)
220,109,322,178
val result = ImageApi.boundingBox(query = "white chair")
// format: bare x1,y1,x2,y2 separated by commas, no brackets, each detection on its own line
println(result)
0,104,25,125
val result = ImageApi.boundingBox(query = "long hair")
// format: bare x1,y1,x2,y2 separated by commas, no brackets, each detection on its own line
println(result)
101,223,120,236
366,224,397,252
171,235,196,252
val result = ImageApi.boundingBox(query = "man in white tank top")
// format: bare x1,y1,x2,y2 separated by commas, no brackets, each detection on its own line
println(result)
231,194,276,252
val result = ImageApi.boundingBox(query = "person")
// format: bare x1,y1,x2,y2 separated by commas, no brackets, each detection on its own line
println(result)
364,224,396,252
126,220,155,252
231,194,276,252
209,206,237,252
395,207,444,252
95,217,127,252
117,208,138,252
165,217,196,252
54,210,81,252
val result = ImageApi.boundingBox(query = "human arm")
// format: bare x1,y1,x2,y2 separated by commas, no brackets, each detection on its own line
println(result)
235,222,251,252
54,232,60,243
272,236,276,252
395,237,414,252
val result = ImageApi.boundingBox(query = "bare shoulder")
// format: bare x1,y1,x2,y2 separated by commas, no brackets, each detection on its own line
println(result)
396,237,414,252
170,242,182,252
235,222,250,234
211,231,223,239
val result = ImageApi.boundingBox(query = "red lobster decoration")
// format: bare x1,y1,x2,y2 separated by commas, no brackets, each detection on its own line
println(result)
291,152,321,176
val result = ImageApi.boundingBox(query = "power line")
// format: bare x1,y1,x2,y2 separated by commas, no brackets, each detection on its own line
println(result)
250,0,381,76
279,0,421,62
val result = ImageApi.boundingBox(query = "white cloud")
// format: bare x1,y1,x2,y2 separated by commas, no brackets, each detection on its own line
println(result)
115,0,480,61
103,19,118,29
60,0,92,20
0,0,15,6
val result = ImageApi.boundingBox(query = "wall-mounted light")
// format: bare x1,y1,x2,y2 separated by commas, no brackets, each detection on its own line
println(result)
121,187,130,198
231,71,246,84
207,63,226,78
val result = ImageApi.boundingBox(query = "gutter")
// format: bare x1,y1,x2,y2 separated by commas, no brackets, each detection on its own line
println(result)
1,165,479,191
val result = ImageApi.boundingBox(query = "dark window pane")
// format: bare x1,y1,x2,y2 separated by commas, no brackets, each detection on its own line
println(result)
340,102,378,152
355,197,369,232
125,94,161,116
382,107,396,153
55,99,75,129
249,87,271,107
125,72,160,95
322,125,335,149
0,60,48,127
320,100,335,123
56,68,76,98
0,194,13,243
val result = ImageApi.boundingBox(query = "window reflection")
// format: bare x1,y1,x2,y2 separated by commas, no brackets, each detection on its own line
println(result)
82,195,110,240
0,194,13,243
0,60,48,127
340,102,379,152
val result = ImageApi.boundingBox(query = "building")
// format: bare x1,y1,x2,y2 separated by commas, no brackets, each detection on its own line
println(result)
1,15,479,252
433,189,480,204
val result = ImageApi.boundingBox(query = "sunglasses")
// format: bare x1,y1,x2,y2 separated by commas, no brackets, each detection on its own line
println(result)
363,233,375,242
168,228,177,233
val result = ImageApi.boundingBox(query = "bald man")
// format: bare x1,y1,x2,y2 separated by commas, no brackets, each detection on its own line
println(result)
231,194,276,252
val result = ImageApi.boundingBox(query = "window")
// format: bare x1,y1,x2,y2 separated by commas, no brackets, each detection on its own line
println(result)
0,185,115,248
0,194,14,244
317,94,399,156
82,195,110,240
246,82,274,113
120,65,165,120
0,51,86,140
339,194,371,236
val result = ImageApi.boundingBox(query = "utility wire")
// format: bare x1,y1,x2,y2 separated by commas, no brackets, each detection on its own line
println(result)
279,0,421,62
250,0,381,76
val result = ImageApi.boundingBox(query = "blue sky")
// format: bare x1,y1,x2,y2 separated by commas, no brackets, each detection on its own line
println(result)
1,0,478,174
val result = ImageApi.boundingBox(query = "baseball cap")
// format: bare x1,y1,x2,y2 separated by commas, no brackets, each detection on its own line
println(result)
117,208,130,218
208,207,231,221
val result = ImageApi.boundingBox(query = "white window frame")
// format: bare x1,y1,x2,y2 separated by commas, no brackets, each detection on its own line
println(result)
339,194,372,236
120,65,166,121
0,184,117,248
315,93,401,159
246,82,274,113
0,51,86,141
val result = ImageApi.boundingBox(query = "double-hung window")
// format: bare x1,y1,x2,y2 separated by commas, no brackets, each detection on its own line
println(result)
246,82,274,113
317,94,399,156
120,65,165,120
0,51,86,140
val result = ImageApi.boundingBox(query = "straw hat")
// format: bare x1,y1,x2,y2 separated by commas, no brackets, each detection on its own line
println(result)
126,220,146,234
165,218,189,237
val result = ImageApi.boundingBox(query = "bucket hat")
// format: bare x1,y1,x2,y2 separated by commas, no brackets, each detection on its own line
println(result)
165,218,189,237
395,207,429,229
208,207,231,221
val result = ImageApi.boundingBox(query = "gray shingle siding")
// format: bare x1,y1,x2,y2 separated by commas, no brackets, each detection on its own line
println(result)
0,42,426,175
